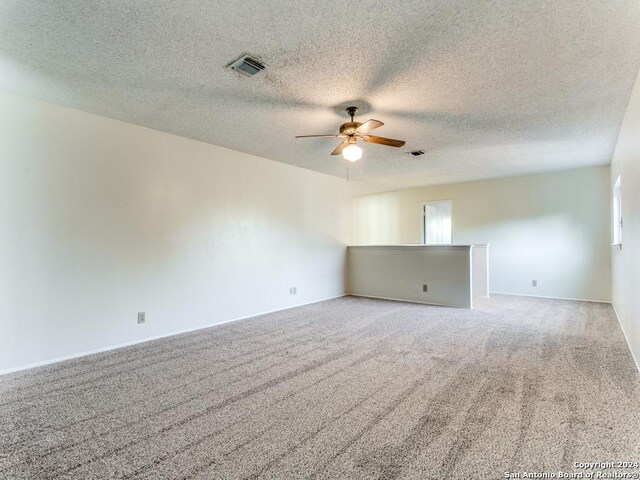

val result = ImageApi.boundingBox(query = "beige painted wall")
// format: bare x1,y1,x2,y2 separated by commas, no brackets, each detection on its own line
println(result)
610,69,640,371
351,167,611,302
0,92,349,372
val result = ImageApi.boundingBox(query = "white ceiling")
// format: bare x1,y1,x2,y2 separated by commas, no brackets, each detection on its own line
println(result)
2,1,640,194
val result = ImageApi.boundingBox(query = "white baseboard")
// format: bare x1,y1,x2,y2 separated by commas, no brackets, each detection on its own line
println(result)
490,291,611,304
347,293,468,309
611,303,640,375
0,294,348,376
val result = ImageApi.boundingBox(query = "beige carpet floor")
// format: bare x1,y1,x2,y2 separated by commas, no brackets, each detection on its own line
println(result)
0,295,638,479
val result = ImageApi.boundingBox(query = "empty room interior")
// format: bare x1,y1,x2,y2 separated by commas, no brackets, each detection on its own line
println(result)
1,2,640,479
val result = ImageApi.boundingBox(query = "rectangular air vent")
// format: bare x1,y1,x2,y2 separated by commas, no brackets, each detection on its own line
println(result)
227,54,266,77
408,150,426,157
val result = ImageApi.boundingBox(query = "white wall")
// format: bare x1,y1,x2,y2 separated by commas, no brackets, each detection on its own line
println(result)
351,167,611,302
610,69,640,371
0,92,349,373
348,245,486,308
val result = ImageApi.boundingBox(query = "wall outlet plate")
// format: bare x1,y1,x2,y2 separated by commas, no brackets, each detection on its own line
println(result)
532,280,537,287
423,284,428,292
138,312,146,324
289,287,297,295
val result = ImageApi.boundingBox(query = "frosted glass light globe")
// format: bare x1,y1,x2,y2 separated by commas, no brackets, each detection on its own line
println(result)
342,144,363,162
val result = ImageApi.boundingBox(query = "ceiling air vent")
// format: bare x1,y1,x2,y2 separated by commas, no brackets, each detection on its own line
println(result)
407,150,426,156
227,54,266,77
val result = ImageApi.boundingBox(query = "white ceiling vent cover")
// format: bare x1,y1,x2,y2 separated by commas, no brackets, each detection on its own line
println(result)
227,55,266,77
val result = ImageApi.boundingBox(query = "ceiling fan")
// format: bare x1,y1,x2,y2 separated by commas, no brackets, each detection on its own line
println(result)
295,106,406,161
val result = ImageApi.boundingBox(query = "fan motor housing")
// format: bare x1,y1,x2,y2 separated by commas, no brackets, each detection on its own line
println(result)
339,122,362,135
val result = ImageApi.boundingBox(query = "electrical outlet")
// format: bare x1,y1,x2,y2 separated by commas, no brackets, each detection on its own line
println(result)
423,284,428,292
532,280,537,287
289,287,297,295
137,312,146,324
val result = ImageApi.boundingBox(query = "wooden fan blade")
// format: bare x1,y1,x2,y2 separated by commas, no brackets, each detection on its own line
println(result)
295,134,342,138
363,135,406,147
331,140,349,155
355,119,383,134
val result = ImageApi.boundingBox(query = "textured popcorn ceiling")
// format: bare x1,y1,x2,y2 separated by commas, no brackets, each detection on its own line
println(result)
1,1,640,194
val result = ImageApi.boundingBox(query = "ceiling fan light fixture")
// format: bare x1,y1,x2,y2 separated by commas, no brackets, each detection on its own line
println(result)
342,144,363,162
295,106,404,162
